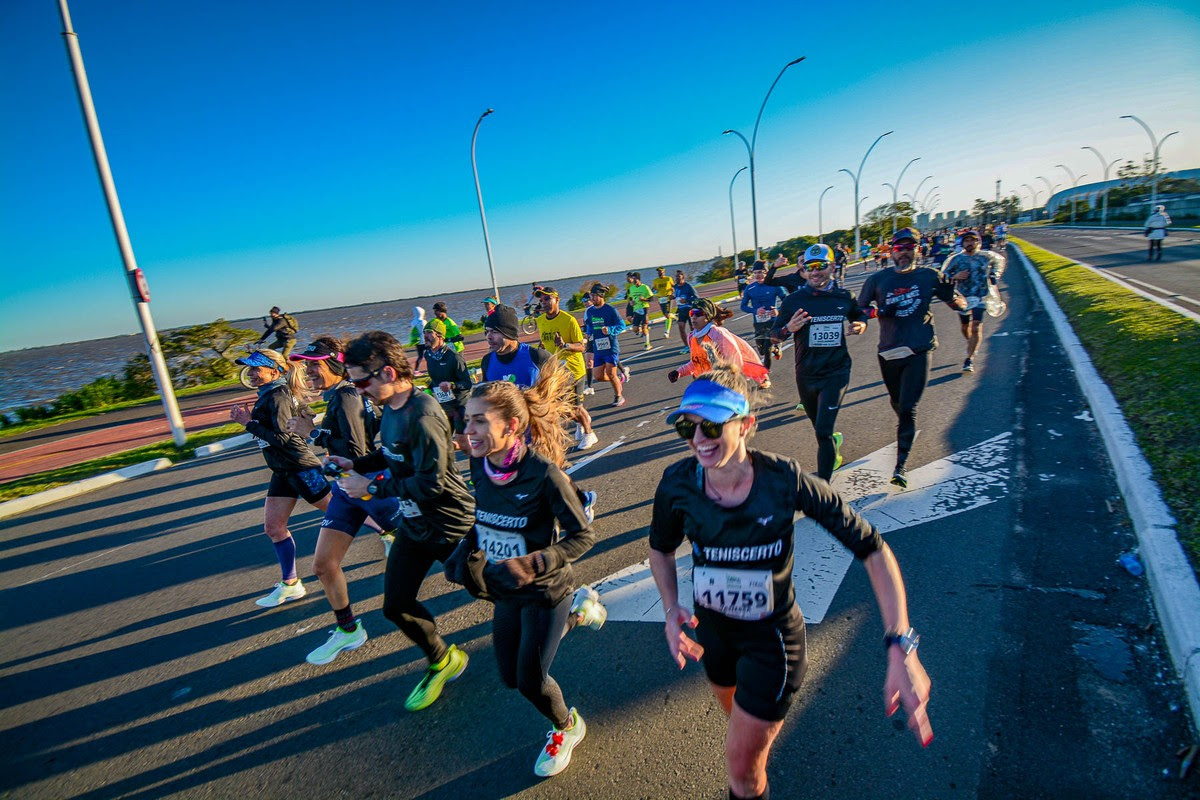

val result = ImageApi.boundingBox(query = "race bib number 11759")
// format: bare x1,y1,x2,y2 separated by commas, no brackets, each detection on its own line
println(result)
693,566,773,621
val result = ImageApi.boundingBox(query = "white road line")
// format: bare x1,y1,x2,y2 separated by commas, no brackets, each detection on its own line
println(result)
17,542,137,588
1122,277,1200,308
567,436,627,475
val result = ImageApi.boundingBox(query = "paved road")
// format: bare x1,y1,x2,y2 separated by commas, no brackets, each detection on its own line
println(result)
2,256,1196,798
1017,226,1200,313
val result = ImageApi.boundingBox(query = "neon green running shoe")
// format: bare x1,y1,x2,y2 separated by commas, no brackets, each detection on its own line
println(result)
831,432,844,472
405,644,468,711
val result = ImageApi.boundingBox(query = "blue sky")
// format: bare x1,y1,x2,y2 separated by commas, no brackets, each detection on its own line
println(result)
2,0,1198,350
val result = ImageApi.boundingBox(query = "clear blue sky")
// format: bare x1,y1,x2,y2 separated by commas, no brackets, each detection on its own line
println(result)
2,0,1198,350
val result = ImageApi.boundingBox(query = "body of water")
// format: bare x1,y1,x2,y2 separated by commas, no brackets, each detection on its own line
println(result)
0,261,714,412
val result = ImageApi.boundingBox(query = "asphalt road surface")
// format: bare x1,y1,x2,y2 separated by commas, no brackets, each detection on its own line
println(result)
1016,226,1200,314
2,254,1197,799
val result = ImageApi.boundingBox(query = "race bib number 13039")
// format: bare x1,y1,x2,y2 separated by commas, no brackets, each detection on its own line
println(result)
808,322,843,348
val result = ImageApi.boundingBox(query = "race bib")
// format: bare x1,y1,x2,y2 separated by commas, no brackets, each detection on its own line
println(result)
755,310,774,323
693,566,773,621
396,499,422,518
433,386,454,403
808,322,843,348
593,337,612,351
477,524,527,564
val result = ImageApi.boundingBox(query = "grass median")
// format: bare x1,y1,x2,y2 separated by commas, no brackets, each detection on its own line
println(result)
0,423,245,503
1012,236,1200,572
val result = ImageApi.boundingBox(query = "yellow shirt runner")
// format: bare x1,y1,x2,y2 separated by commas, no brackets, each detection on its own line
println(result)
535,311,587,380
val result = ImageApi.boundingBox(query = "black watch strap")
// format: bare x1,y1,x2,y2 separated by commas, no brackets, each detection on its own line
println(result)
883,628,920,655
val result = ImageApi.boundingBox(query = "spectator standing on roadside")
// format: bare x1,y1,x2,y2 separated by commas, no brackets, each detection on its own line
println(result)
481,296,499,325
1145,205,1172,262
257,306,299,358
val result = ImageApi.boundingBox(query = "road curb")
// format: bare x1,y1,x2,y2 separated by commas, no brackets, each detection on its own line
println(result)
0,457,173,521
1014,242,1200,732
194,433,255,457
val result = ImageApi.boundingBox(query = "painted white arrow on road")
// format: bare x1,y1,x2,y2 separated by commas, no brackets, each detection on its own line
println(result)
592,432,1011,624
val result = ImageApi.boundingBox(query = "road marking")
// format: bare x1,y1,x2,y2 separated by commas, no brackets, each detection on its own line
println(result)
567,436,627,475
593,432,1011,624
1122,277,1200,309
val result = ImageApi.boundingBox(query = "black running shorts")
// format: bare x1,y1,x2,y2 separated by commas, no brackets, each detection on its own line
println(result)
267,467,331,505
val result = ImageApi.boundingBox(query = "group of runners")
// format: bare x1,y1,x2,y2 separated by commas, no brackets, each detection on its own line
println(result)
226,223,1007,797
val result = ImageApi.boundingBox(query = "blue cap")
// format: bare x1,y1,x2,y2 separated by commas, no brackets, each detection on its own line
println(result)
666,379,751,425
235,351,278,368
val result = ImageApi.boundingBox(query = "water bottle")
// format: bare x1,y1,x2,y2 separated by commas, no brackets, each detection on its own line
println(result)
1117,552,1144,577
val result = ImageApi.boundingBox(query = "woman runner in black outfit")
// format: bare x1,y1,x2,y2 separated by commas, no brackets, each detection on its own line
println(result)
649,363,933,800
450,363,606,778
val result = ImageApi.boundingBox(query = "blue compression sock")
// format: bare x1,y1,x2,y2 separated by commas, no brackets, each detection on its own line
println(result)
273,536,298,582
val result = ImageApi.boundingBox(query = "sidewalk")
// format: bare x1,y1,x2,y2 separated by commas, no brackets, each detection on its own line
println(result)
0,276,742,483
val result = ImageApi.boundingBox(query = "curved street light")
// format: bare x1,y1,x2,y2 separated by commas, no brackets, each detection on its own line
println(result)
920,184,940,212
1121,114,1178,211
818,184,834,244
1082,146,1122,227
722,56,805,261
1037,176,1060,209
839,130,893,264
888,157,920,234
728,166,748,271
1021,183,1042,218
1055,164,1087,226
470,108,500,302
910,175,934,209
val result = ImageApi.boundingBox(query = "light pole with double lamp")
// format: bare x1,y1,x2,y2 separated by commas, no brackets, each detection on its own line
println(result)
840,130,893,267
1037,176,1060,217
1120,114,1178,213
886,157,920,234
728,166,748,271
1081,146,1121,227
722,56,805,262
818,184,834,243
471,108,501,302
1020,184,1041,218
1055,164,1087,226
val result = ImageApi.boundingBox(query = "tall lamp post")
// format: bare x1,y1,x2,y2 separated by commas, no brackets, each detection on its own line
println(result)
839,130,893,266
887,157,920,234
722,56,805,262
57,0,185,446
470,108,500,302
1055,164,1087,226
818,184,834,243
909,174,933,210
1037,175,1060,217
1021,183,1041,218
919,184,940,213
1120,114,1178,212
1082,146,1121,227
728,166,748,270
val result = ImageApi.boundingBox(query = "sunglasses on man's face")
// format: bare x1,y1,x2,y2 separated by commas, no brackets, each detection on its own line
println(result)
674,417,732,440
891,242,918,251
350,367,384,389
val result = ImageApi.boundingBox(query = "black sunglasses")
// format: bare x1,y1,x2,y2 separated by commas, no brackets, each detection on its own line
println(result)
350,367,385,389
674,417,734,440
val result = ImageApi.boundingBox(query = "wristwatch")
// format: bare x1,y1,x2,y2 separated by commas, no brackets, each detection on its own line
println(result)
883,628,920,655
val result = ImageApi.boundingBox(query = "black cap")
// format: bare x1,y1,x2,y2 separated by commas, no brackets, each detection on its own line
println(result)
484,304,520,340
589,283,608,296
270,306,281,314
535,285,559,298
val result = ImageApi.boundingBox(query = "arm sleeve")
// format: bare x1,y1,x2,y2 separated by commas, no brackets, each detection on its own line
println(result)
770,295,795,339
649,472,687,554
452,353,473,392
537,467,595,572
244,393,310,455
795,469,883,559
740,291,755,313
856,273,877,313
606,309,627,335
351,450,388,474
388,412,454,502
776,287,787,303
933,272,959,304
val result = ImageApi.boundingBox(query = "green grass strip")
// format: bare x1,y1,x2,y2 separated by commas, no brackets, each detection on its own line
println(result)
1012,236,1200,571
0,423,244,503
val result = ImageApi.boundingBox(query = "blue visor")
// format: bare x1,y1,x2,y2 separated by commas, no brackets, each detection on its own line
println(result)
666,379,751,425
235,351,277,368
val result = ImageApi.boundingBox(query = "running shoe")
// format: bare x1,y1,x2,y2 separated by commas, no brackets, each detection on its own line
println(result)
405,644,468,711
772,344,783,360
761,378,772,389
890,465,909,490
306,623,368,665
832,432,844,472
962,358,974,373
612,395,626,408
644,342,652,350
534,708,587,778
582,386,595,396
582,491,598,524
578,431,599,451
679,347,690,355
621,366,632,382
574,424,583,443
255,581,306,608
570,585,607,630
663,330,671,339
379,532,396,559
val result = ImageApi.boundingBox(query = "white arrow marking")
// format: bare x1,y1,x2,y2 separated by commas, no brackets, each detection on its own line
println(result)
593,432,1011,624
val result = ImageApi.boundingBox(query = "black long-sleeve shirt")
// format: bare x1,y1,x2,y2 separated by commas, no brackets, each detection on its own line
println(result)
311,382,379,459
770,284,866,381
425,345,473,407
243,380,321,471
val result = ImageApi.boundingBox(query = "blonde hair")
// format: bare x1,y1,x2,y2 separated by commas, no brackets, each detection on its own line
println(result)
469,361,575,467
259,349,312,407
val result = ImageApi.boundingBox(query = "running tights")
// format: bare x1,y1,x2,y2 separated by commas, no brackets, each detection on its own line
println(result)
877,350,930,466
752,322,774,372
492,596,574,728
796,375,849,481
382,535,456,664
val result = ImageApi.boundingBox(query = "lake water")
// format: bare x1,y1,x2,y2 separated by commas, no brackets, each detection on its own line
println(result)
0,261,713,412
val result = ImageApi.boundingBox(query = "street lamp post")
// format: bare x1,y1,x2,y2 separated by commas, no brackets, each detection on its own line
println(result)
1055,165,1087,226
1082,146,1122,227
909,174,933,211
888,157,920,234
818,184,834,243
57,0,186,446
920,184,939,213
1021,183,1041,218
722,56,805,262
839,130,893,266
728,166,748,271
1120,114,1178,212
470,108,500,303
1037,175,1060,217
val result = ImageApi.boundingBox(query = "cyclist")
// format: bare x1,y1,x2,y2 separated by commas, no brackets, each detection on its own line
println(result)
332,331,475,712
669,298,769,387
652,267,676,338
423,318,473,450
535,286,599,450
524,284,545,318
229,348,330,608
626,272,654,350
582,284,628,407
740,263,787,376
857,228,967,488
650,366,933,800
942,229,1005,373
448,367,606,776
431,302,465,353
256,306,298,359
770,244,868,481
673,270,701,353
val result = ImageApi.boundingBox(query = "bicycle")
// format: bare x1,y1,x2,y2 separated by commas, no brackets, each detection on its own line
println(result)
519,308,540,336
